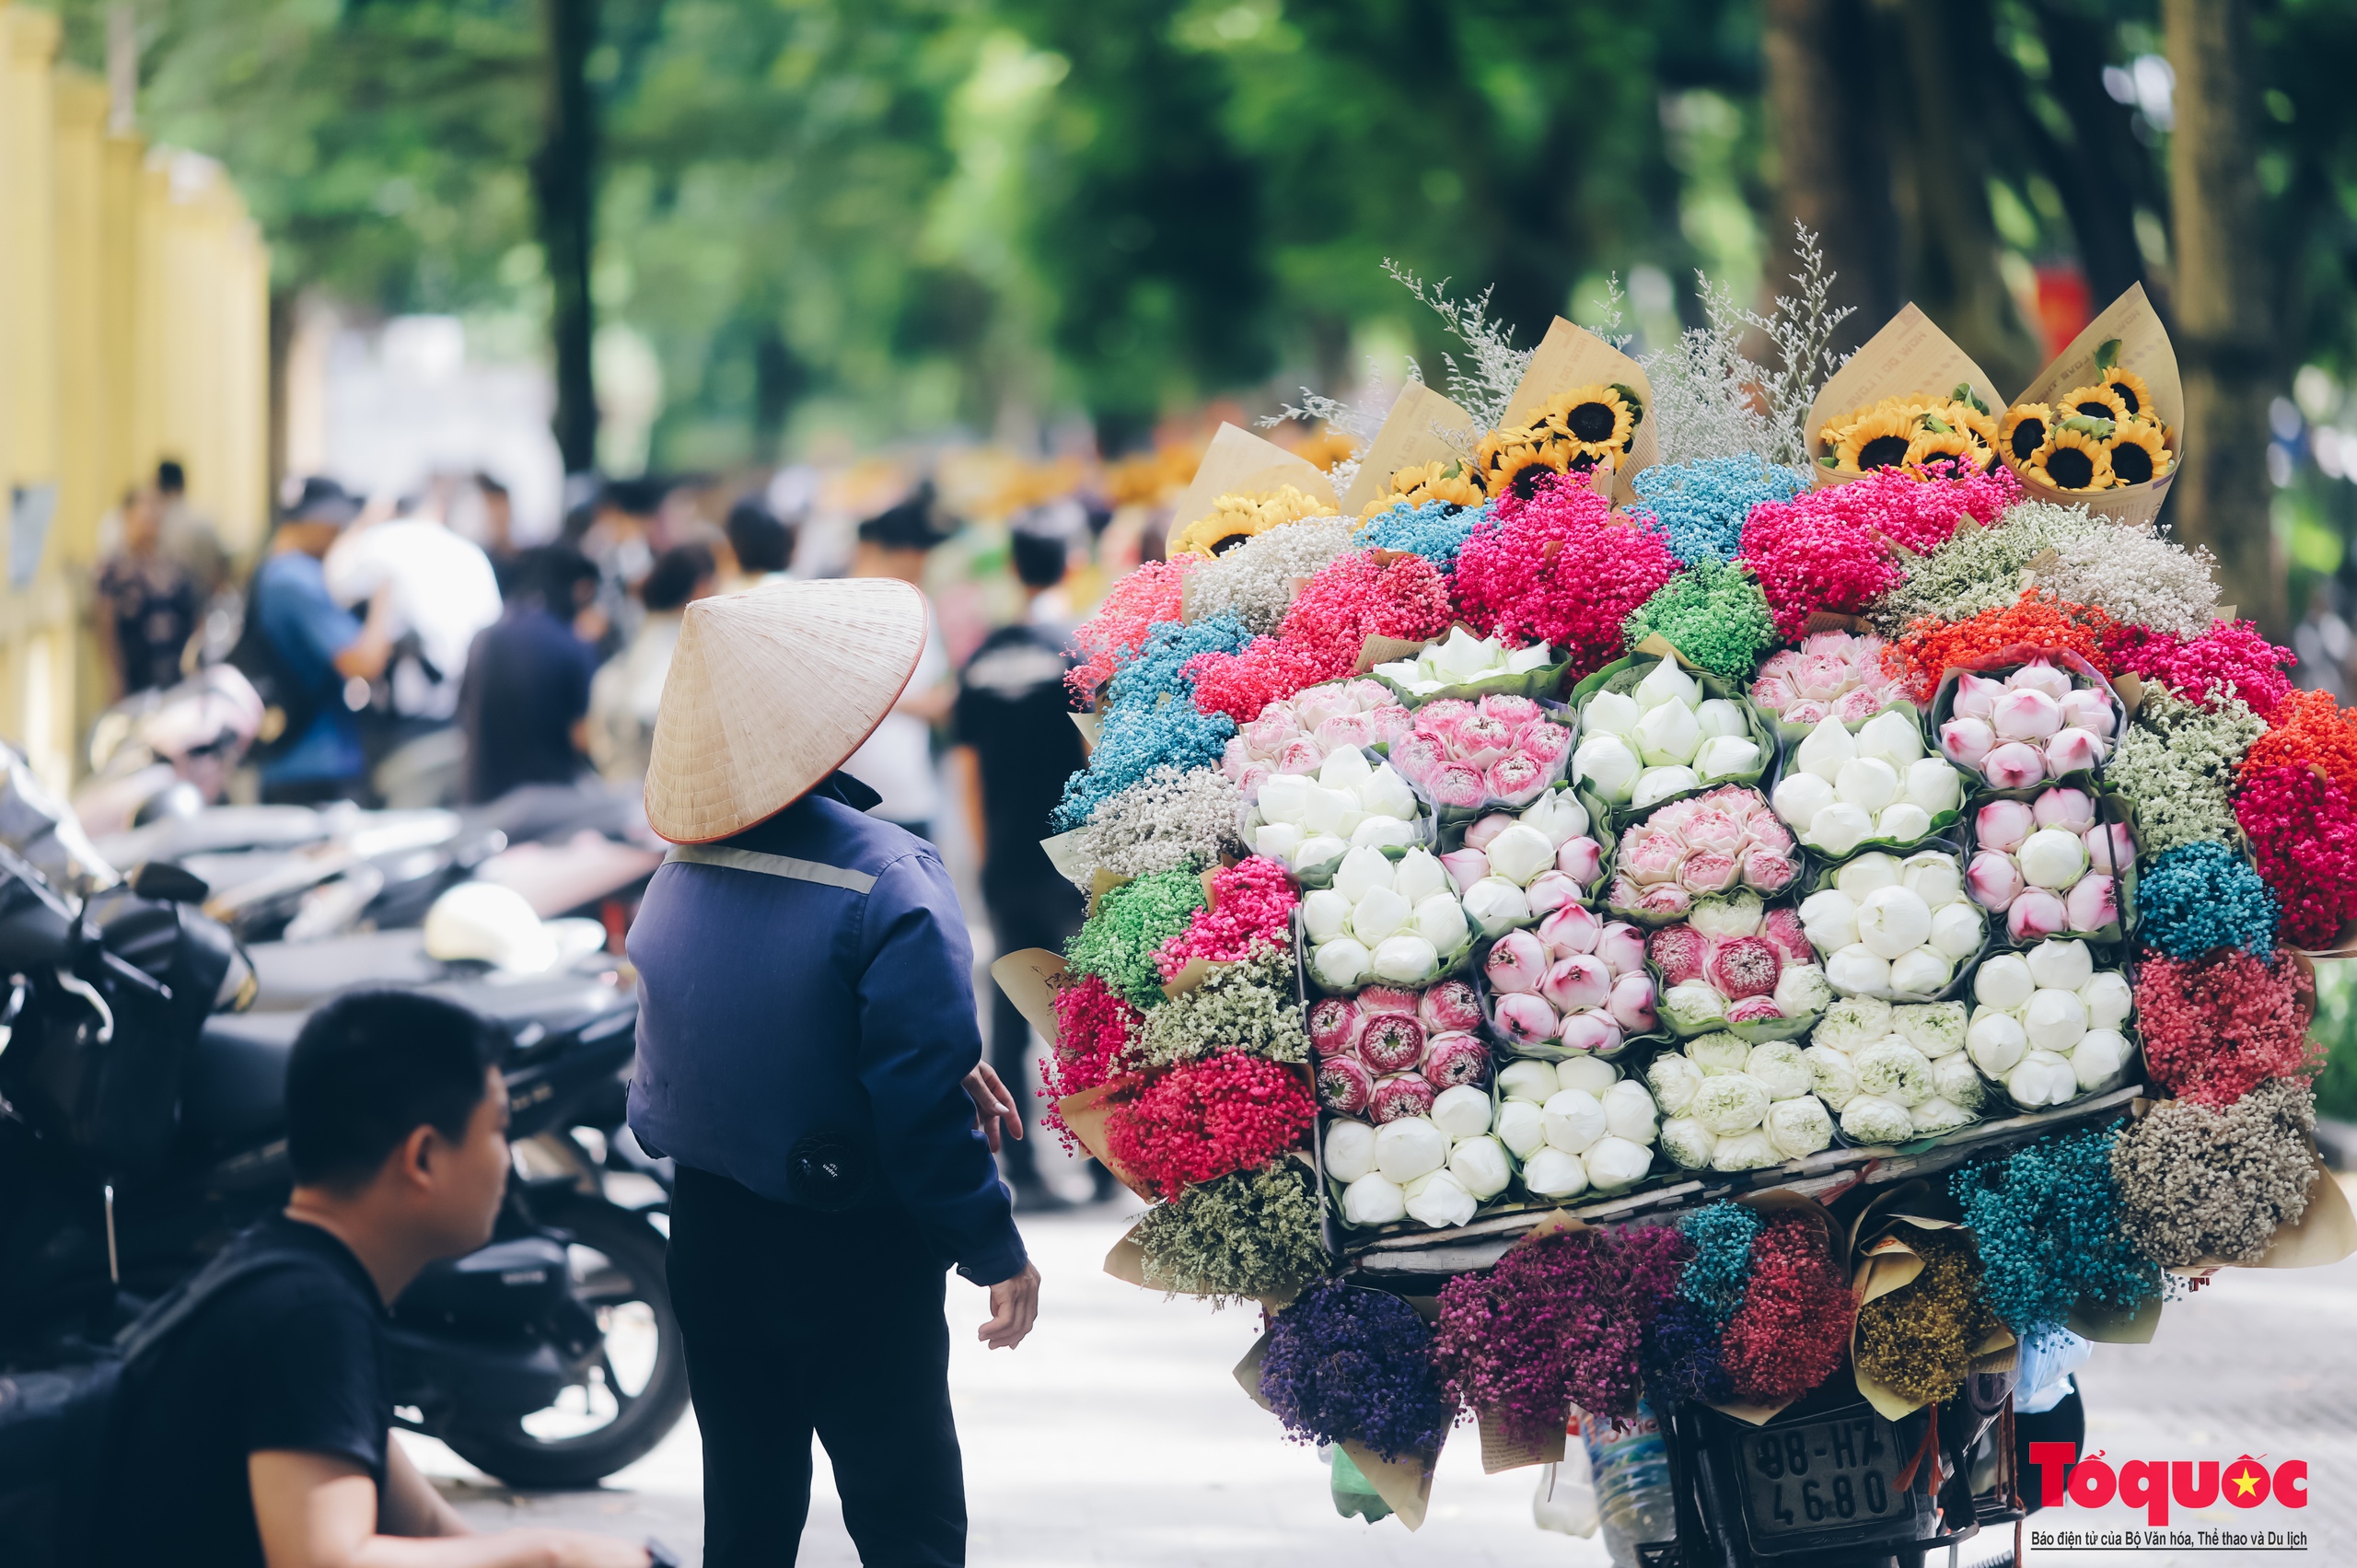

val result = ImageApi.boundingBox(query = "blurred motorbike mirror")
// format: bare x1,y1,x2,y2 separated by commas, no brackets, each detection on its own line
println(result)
129,861,213,904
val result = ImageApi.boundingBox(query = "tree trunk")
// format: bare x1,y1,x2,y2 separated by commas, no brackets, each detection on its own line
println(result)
2163,0,2284,640
1761,0,1901,350
2025,0,2161,313
266,286,296,519
533,0,600,476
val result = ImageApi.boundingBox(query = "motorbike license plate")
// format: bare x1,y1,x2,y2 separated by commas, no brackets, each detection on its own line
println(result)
1739,1415,1906,1536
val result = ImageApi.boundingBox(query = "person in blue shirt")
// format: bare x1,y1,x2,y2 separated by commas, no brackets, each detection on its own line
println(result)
627,575,1037,1568
250,479,394,805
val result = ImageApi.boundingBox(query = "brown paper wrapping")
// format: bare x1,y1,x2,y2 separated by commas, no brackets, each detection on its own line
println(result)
1232,1330,1441,1528
1478,1409,1567,1473
1499,318,1660,505
1803,304,2005,492
2001,284,2181,526
2170,1158,2357,1273
1037,829,1092,888
1340,383,1482,517
989,947,1071,1047
1055,1083,1155,1202
1842,1185,2014,1420
1167,423,1341,548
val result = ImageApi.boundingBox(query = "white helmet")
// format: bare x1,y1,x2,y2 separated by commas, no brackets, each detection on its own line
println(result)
424,881,558,973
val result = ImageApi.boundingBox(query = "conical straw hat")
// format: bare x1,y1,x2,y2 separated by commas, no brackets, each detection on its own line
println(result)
644,577,927,843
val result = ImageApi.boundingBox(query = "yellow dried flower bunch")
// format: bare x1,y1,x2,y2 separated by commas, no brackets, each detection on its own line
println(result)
1815,385,1999,477
1359,459,1486,517
1999,343,2175,493
1168,483,1339,558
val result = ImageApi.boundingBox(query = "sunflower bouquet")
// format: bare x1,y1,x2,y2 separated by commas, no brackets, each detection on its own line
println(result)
1998,342,2176,494
1814,387,2000,477
1474,383,1646,502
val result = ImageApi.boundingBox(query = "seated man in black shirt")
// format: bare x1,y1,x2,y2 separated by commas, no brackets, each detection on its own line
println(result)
101,991,649,1568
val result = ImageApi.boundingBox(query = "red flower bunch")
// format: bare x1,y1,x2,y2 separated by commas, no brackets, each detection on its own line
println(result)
1184,551,1457,723
1103,1053,1316,1200
2106,620,2294,718
2241,688,2357,806
1736,493,1904,640
1883,590,2116,702
1717,1214,1855,1404
1431,1225,1688,1438
2235,765,2357,948
1065,557,1198,703
1155,856,1296,976
1041,973,1143,1137
2135,948,2319,1108
1451,484,1678,676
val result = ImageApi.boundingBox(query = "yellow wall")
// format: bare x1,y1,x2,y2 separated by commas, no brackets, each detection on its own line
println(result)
0,2,269,786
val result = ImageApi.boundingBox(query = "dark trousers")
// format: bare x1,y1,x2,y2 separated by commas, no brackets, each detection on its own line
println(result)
668,1166,966,1567
981,871,1085,1185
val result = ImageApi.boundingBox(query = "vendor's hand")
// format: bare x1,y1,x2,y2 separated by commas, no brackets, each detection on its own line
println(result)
980,1261,1040,1350
963,1062,1022,1153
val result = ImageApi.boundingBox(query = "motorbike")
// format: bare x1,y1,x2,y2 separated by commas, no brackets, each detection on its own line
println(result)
0,848,690,1490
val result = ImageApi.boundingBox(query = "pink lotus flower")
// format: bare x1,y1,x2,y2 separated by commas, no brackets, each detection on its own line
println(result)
1724,995,1785,1025
1368,1072,1437,1123
1680,851,1740,895
1274,738,1324,774
1515,717,1573,769
1480,693,1542,727
1833,687,1885,724
1558,1010,1624,1055
1359,985,1419,1016
1761,907,1813,966
1980,742,2048,789
1710,935,1783,1000
1244,708,1300,753
1357,1013,1428,1074
2005,888,2069,943
1463,813,1515,851
1415,698,1477,739
2083,821,2136,875
1540,903,1605,958
1373,705,1416,744
1390,731,1448,784
1483,930,1548,994
1488,753,1550,806
1539,954,1613,1013
1440,848,1492,895
2064,872,2119,934
1797,654,1850,702
1429,761,1489,808
1742,850,1802,895
1681,804,1747,854
1556,836,1605,885
1492,992,1562,1045
1525,870,1583,916
1222,735,1256,780
1237,764,1271,802
1635,883,1694,919
2008,658,2073,701
1992,687,2063,742
1939,717,1995,768
1648,923,1710,986
1424,1032,1493,1089
1743,810,1794,856
2044,728,2105,775
1605,874,1642,911
1421,980,1485,1033
1317,1056,1374,1114
1454,714,1515,768
2059,687,2115,737
1596,921,1649,975
1952,673,2006,720
2031,786,2096,832
1752,674,1798,712
1975,798,2036,853
1760,647,1807,676
1347,679,1393,708
1620,824,1689,885
1608,971,1658,1032
1295,687,1353,731
1315,713,1371,752
1783,699,1832,726
1968,851,2025,911
1307,997,1361,1055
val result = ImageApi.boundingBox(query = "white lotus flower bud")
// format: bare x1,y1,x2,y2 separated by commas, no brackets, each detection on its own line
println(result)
1694,736,1761,782
1775,963,1833,1017
1900,852,1964,908
1688,1032,1751,1074
1929,900,1986,961
1497,1059,1560,1104
1293,834,1349,876
1690,1073,1771,1135
1774,772,1836,831
1802,1045,1859,1108
1411,894,1469,953
1967,1007,2029,1075
1631,765,1701,808
2017,827,2088,891
1461,877,1531,937
1557,1055,1620,1096
2024,988,2089,1051
1324,1119,1377,1183
1334,845,1396,902
1634,657,1701,712
1857,887,1933,960
1301,889,1352,944
2005,1051,2079,1109
1303,784,1356,836
1542,1088,1608,1154
2080,970,2134,1031
1573,734,1643,803
1711,1130,1779,1172
1585,1136,1655,1188
1645,1052,1703,1115
1350,885,1412,944
1258,773,1312,826
1696,698,1748,738
1834,853,1903,900
1485,823,1558,887
1320,745,1373,791
1856,708,1926,766
1931,1052,1985,1109
1254,821,1306,864
1659,1117,1716,1168
1797,715,1859,783
1602,1079,1659,1144
1393,847,1447,904
1585,689,1644,738
1636,701,1703,767
1351,815,1416,849
1874,803,1933,844
1448,1135,1514,1201
1800,888,1861,954
1404,1170,1477,1228
1342,1173,1408,1226
1887,947,1954,997
2072,1028,2131,1090
1972,953,2036,1010
1747,1040,1814,1100
1522,1146,1590,1198
1840,1094,1915,1144
1827,944,1893,995
1854,1038,1934,1106
1431,1084,1494,1141
1358,762,1420,820
1802,803,1873,857
1374,1116,1449,1182
1495,1099,1547,1158
1371,934,1441,983
2026,938,2095,993
1766,1095,1835,1158
1905,758,1965,816
1910,1098,1974,1134
1314,937,1371,989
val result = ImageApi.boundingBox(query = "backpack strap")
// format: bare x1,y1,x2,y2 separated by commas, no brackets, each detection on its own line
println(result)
113,1247,321,1366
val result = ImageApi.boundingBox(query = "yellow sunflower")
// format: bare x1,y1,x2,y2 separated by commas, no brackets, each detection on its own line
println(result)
1954,402,2000,449
2001,403,2055,466
1363,459,1484,517
1477,428,1577,501
2026,427,2115,493
1168,484,1337,558
1905,428,1991,476
1537,384,1637,456
2101,367,2157,424
2061,384,2131,427
2104,421,2173,487
1831,408,1922,474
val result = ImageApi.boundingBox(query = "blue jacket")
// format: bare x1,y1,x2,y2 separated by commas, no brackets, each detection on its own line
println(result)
626,774,1027,1285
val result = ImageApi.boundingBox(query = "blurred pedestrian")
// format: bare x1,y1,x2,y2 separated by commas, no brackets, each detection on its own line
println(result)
98,990,651,1568
457,545,600,804
951,525,1090,1211
94,485,201,700
2292,579,2351,703
240,478,394,806
588,543,715,784
154,459,232,598
722,495,795,590
569,477,665,657
473,472,526,597
840,487,953,840
630,578,1037,1568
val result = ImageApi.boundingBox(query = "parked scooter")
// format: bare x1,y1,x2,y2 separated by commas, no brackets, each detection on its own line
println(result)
0,851,689,1490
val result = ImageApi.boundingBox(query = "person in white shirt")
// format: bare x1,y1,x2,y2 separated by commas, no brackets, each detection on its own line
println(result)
839,488,953,840
324,490,505,727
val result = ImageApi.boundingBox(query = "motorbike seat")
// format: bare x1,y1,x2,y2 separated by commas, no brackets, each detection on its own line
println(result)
180,1009,307,1150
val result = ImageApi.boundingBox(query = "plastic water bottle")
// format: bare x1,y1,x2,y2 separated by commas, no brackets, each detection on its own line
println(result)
1585,1400,1677,1565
